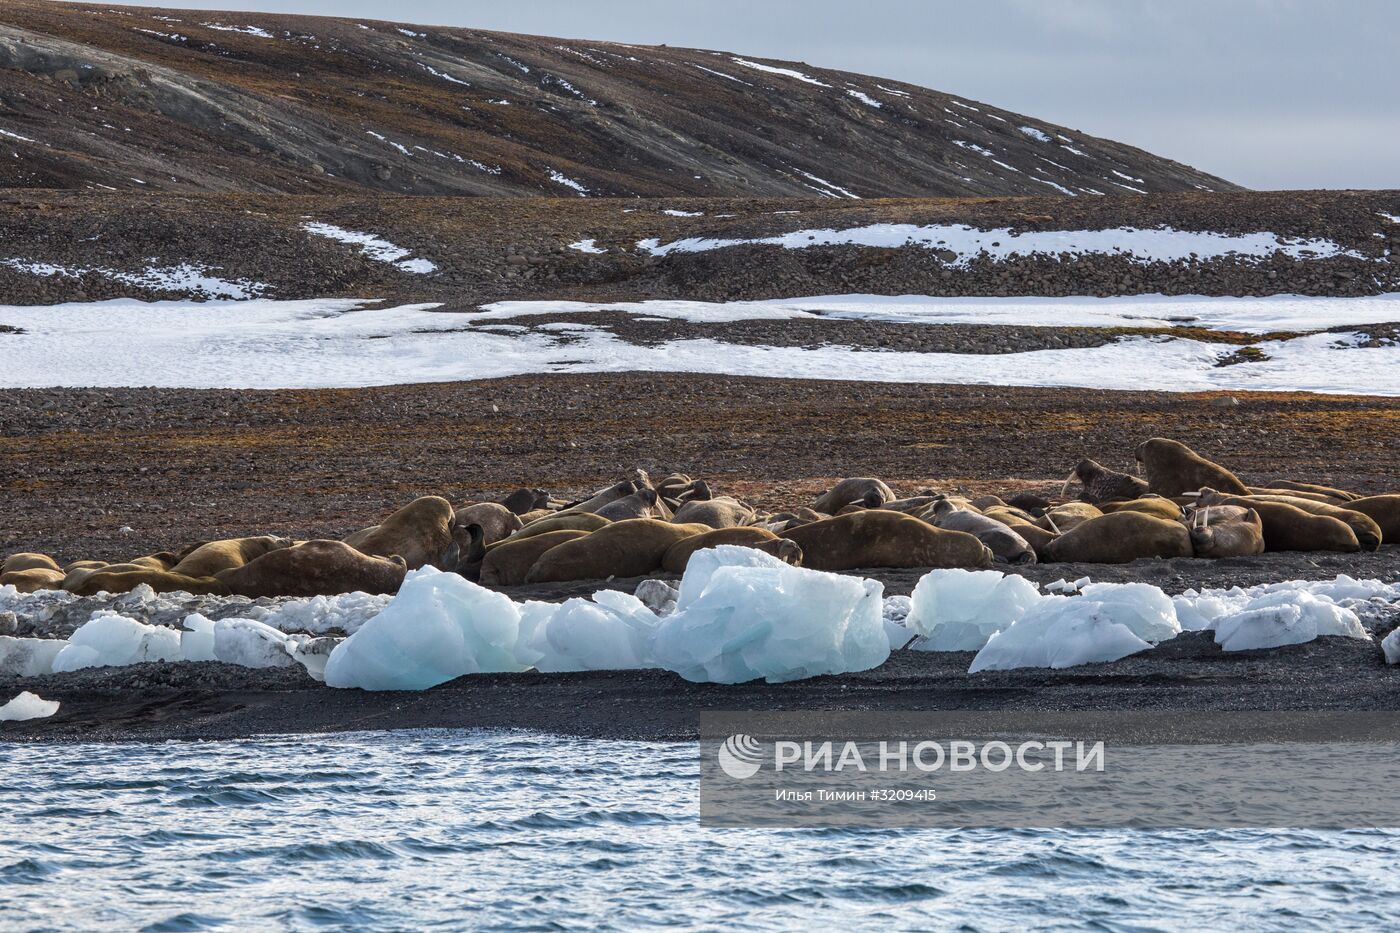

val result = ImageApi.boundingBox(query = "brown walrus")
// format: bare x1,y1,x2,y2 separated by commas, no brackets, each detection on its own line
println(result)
63,559,107,573
217,540,408,598
2,553,62,574
1098,496,1183,521
1042,511,1193,564
171,535,293,578
63,561,169,592
1261,480,1360,502
1061,459,1150,505
454,502,523,545
500,488,551,515
594,487,664,521
926,499,1037,565
1198,490,1381,551
1193,494,1360,553
1246,486,1348,504
479,529,592,586
1036,502,1103,534
672,496,756,529
524,520,712,584
345,496,456,569
1344,495,1400,542
68,570,231,597
560,471,651,515
1186,505,1265,559
1134,438,1249,498
780,511,993,572
0,568,67,593
661,527,801,573
811,478,895,515
493,511,610,547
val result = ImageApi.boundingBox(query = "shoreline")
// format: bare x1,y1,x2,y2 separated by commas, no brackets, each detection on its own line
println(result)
3,631,1395,745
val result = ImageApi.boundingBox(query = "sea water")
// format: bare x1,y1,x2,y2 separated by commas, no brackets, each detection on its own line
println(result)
2,730,1398,930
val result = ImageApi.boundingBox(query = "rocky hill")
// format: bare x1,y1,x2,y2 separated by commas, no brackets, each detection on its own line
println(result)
0,1,1237,198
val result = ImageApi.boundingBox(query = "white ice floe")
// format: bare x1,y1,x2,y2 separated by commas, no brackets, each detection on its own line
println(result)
0,692,59,722
1213,591,1369,652
968,583,1180,672
5,295,1400,394
653,546,888,683
518,591,660,673
301,222,437,274
730,57,831,87
635,223,1361,264
905,569,1043,651
324,567,527,691
1,258,266,299
0,636,67,678
52,612,182,672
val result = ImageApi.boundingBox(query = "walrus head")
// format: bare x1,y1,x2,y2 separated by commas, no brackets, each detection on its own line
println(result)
1060,459,1104,499
760,538,803,567
441,522,486,575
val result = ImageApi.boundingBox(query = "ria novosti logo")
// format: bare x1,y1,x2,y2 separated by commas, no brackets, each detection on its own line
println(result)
716,734,765,779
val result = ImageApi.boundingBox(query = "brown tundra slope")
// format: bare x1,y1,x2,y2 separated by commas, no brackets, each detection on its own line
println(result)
0,1,1237,198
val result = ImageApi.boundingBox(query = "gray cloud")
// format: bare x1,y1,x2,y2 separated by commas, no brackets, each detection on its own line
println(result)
93,0,1398,189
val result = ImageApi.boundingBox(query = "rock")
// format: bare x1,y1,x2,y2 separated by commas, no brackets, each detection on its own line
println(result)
1211,395,1240,407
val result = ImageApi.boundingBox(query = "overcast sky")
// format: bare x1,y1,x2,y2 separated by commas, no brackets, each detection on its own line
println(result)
98,0,1398,190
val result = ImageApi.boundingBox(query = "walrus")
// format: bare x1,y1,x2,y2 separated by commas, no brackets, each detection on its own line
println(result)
982,505,1041,526
660,527,802,573
345,496,456,569
525,519,712,583
1004,492,1052,515
63,561,164,592
672,496,756,529
1098,497,1183,521
560,471,651,514
780,511,993,572
1246,486,1349,504
811,478,895,515
594,487,663,521
0,568,67,593
170,535,293,578
454,502,523,545
1345,495,1400,542
1061,459,1149,505
1036,502,1103,534
1186,505,1265,559
440,523,487,577
994,520,1059,561
969,495,1008,511
493,511,610,547
518,508,556,525
1134,438,1249,497
926,499,1036,565
1198,490,1381,551
1261,480,1360,502
63,559,107,573
2,553,62,574
1042,511,1193,564
68,570,231,597
1193,493,1359,553
500,488,550,515
881,496,943,514
479,529,592,586
217,540,408,598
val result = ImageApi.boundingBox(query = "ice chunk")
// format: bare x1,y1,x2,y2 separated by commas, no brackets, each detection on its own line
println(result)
907,569,1044,651
969,595,1155,672
1383,628,1400,665
1214,591,1369,652
181,613,217,661
288,636,341,682
248,591,393,635
653,556,888,683
882,595,917,650
523,591,659,673
0,691,59,722
52,612,182,672
324,567,526,690
213,618,296,668
634,579,679,617
674,544,790,612
0,636,68,678
1076,583,1181,644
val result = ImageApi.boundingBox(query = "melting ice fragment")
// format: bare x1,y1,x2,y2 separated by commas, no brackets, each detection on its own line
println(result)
0,691,59,722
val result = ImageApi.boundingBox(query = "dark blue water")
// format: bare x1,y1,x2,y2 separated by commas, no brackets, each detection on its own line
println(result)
2,730,1398,930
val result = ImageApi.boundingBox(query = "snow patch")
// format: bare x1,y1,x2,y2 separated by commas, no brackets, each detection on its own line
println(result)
569,239,606,254
547,169,590,196
1,258,266,299
846,89,882,108
730,57,831,87
1019,125,1052,142
201,23,273,38
301,222,437,274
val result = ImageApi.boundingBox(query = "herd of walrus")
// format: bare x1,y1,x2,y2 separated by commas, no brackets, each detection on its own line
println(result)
2,438,1397,600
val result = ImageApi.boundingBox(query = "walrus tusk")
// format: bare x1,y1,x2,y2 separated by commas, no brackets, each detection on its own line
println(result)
1203,505,1211,528
1043,513,1061,535
1060,470,1079,500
